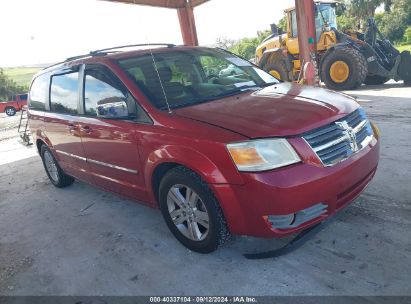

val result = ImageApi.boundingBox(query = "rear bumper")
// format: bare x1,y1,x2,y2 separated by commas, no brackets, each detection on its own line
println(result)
212,136,380,238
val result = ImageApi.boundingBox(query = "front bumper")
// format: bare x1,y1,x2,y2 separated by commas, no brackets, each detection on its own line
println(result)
212,136,380,238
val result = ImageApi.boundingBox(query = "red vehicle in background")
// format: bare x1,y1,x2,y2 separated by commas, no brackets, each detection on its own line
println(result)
0,94,28,116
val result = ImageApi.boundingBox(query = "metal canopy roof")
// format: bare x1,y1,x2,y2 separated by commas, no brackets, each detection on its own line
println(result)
99,0,210,46
100,0,210,9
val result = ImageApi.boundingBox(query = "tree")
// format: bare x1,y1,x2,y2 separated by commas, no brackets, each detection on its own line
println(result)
375,0,411,43
349,0,384,21
278,16,287,33
215,37,235,50
0,69,27,100
216,30,272,60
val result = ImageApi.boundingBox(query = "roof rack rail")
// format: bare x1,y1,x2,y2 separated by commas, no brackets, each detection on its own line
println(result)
44,43,175,70
89,43,175,55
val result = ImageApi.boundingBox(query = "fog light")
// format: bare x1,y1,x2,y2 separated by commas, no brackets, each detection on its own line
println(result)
268,203,327,229
268,214,296,229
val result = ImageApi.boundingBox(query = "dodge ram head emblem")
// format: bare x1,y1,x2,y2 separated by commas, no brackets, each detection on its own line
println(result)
336,121,359,152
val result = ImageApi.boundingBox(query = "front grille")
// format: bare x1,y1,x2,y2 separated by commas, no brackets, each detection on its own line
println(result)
303,108,373,166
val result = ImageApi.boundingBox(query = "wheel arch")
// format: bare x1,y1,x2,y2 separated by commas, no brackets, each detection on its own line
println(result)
35,137,53,155
148,159,246,236
145,145,243,206
36,138,46,154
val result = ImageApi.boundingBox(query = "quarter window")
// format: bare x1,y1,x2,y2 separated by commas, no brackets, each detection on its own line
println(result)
50,72,79,114
29,74,50,111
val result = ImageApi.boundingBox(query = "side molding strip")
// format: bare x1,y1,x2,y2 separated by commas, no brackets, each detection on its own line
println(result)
56,150,138,174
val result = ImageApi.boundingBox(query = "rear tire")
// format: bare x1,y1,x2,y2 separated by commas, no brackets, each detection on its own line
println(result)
364,75,389,85
264,60,290,82
321,47,368,90
158,166,230,253
40,145,74,188
5,107,16,116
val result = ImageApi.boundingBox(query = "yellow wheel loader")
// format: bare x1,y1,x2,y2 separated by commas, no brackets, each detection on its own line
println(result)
255,0,411,90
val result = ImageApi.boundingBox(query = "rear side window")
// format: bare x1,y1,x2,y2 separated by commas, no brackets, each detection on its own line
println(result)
29,74,49,110
50,72,79,114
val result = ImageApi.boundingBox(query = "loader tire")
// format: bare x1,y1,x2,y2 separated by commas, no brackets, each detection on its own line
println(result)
321,47,368,90
364,75,389,85
264,60,290,82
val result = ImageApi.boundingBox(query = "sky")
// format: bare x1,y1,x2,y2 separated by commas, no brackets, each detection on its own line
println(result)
0,0,294,67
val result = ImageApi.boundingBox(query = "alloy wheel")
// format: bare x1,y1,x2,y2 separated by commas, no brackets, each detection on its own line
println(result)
43,150,59,182
166,184,210,241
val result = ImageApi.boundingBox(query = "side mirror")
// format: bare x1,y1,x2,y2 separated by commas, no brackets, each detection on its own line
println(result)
97,97,129,119
270,23,279,35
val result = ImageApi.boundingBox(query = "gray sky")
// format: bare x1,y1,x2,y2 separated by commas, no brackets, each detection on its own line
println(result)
0,0,294,67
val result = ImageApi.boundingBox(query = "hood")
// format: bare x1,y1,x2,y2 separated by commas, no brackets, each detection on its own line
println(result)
175,82,359,138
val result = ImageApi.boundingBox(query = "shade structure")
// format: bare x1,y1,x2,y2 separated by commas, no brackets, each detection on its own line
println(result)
100,0,209,8
99,0,210,45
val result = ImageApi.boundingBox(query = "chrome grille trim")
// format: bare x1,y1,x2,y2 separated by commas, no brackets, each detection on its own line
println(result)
302,108,374,166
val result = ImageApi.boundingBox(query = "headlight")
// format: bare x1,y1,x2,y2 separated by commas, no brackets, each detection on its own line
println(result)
226,139,301,172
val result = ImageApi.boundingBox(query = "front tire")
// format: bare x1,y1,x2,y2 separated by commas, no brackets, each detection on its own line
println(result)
321,47,368,90
40,145,74,188
158,166,230,253
5,107,16,116
264,60,290,82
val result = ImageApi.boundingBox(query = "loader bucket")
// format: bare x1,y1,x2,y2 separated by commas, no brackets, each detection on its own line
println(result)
398,51,411,85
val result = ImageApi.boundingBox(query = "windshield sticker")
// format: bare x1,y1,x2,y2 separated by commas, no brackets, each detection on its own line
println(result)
234,81,256,88
226,57,252,67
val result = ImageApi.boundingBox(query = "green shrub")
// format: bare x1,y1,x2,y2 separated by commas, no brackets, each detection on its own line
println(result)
404,26,411,44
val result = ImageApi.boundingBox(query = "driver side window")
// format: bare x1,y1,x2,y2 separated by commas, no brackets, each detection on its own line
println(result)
84,67,131,117
84,65,151,123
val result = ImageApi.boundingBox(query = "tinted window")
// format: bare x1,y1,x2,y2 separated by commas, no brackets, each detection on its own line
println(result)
50,72,79,114
84,66,151,122
118,49,278,110
19,94,28,100
84,68,128,116
29,74,49,110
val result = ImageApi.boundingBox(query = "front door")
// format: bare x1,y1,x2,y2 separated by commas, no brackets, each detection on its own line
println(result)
78,64,148,202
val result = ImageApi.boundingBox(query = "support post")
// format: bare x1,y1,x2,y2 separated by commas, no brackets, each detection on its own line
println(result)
177,1,198,46
295,0,317,86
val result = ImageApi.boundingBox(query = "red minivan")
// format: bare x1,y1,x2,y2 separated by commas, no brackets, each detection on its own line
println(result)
28,45,380,253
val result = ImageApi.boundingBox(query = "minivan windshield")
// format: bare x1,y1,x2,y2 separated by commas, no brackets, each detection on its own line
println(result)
118,48,279,110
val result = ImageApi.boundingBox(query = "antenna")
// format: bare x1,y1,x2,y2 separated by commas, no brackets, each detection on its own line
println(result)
146,39,172,113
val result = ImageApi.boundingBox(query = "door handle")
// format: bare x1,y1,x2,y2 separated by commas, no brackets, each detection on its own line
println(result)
80,126,92,134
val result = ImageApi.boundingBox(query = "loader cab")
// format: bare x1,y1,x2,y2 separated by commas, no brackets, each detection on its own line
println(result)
285,2,338,54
